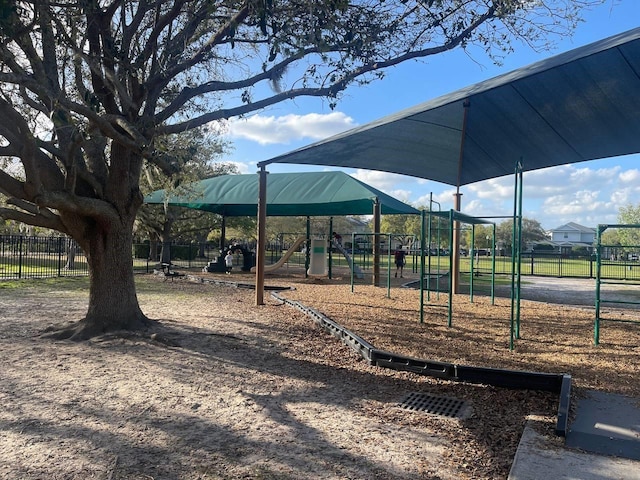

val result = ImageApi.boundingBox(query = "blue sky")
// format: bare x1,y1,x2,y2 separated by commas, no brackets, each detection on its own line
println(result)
223,1,640,231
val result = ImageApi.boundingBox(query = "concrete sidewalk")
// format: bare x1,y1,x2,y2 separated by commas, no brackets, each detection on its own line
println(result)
509,421,640,480
510,391,640,479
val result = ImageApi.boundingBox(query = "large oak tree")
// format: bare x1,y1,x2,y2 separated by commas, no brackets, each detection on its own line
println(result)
0,0,600,338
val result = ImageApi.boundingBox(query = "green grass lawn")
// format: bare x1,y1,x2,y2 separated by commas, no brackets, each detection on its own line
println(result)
4,249,640,282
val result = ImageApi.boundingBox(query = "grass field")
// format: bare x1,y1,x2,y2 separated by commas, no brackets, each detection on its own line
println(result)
3,249,640,282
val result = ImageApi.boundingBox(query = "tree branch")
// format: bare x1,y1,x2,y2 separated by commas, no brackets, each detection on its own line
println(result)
159,2,497,132
155,46,314,123
145,1,252,111
0,205,67,233
32,189,120,222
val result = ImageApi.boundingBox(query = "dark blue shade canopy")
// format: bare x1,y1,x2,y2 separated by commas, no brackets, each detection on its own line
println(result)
260,27,640,187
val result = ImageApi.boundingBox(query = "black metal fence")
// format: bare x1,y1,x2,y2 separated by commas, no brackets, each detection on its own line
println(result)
132,241,222,271
471,251,640,281
3,235,640,282
0,235,88,280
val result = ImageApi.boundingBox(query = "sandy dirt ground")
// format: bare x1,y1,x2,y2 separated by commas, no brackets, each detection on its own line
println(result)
1,267,639,480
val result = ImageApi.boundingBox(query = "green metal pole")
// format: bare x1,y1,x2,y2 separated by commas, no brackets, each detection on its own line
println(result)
436,210,442,300
350,232,355,293
420,209,426,323
328,217,333,280
387,233,392,298
595,224,605,345
427,195,433,301
305,216,310,278
491,224,496,305
509,170,518,351
470,225,475,303
448,209,454,327
516,163,524,339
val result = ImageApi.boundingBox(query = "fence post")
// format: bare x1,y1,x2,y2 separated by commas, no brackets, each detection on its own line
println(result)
57,237,63,277
558,254,562,277
18,235,23,279
530,253,534,275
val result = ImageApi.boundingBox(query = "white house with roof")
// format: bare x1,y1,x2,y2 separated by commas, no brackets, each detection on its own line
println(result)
547,222,596,254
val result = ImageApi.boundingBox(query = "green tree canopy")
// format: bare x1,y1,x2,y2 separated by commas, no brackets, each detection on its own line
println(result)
616,204,640,248
136,128,235,248
496,217,547,252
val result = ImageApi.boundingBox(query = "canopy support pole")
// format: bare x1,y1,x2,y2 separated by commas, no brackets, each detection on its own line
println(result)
509,159,524,349
419,208,426,323
452,99,470,294
373,197,381,286
328,217,333,279
255,167,268,305
219,216,227,252
452,191,462,294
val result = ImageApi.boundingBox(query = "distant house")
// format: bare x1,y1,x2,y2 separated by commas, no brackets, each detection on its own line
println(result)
547,222,596,254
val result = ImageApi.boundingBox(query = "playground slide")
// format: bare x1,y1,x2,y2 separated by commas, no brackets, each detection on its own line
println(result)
251,236,306,273
332,241,365,279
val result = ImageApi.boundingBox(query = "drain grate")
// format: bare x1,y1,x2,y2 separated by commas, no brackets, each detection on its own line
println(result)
399,392,467,418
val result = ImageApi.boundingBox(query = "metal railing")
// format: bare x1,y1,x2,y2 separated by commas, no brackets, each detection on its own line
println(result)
3,235,639,282
0,235,88,280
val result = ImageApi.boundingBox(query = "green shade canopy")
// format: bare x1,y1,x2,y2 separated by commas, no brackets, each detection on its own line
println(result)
144,171,420,216
259,27,640,187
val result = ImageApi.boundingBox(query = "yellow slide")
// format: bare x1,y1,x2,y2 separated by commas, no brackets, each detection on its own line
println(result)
251,236,307,273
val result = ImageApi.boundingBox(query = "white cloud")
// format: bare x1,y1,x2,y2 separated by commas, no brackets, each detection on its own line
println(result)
227,161,251,174
516,165,621,202
462,199,487,217
467,177,513,200
619,169,640,183
387,189,413,204
610,188,632,205
226,112,356,145
351,169,407,192
415,188,457,209
541,190,612,218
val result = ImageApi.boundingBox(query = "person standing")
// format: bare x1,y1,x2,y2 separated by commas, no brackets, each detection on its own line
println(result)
394,246,406,278
224,250,234,274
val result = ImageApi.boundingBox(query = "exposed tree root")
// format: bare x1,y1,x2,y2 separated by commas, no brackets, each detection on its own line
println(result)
40,314,158,342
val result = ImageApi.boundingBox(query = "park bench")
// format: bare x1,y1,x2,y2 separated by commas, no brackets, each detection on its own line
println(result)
160,263,185,281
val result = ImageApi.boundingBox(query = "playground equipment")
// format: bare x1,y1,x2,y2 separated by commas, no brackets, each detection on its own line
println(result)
307,238,327,276
205,244,255,273
331,240,364,279
250,236,306,273
594,223,640,345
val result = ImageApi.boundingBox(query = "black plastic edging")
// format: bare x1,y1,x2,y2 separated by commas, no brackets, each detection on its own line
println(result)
271,292,375,363
192,276,292,291
371,350,456,379
454,365,563,392
555,374,572,436
269,291,572,436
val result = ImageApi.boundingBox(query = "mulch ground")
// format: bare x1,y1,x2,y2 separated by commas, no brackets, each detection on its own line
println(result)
1,268,638,479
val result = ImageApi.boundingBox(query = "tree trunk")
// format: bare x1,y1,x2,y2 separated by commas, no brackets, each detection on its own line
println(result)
84,224,148,335
149,239,159,262
158,206,174,265
64,238,76,270
160,241,172,265
49,208,150,340
48,219,152,340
